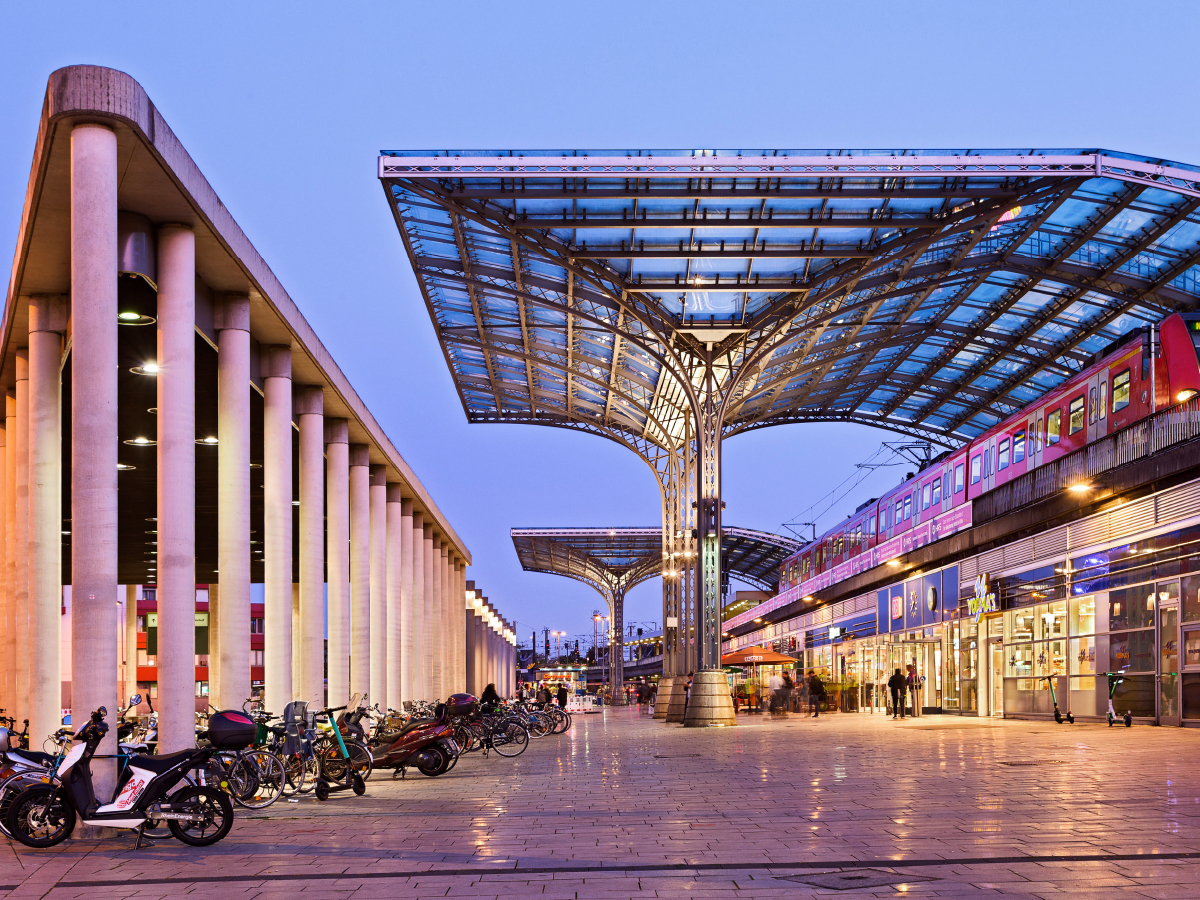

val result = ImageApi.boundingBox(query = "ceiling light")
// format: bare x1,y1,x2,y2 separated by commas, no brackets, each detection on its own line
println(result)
196,436,218,444
886,558,902,567
118,312,155,325
130,363,158,375
1068,483,1091,493
124,437,155,446
118,311,141,321
117,463,135,470
1177,389,1198,403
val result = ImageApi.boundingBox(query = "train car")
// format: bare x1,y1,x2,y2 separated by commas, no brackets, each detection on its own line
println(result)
776,312,1200,598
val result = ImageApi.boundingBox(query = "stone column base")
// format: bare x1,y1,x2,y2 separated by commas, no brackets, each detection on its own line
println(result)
653,676,674,720
665,678,687,723
683,671,737,727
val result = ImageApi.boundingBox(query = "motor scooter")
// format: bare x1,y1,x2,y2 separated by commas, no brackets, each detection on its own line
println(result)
4,707,234,849
369,696,465,778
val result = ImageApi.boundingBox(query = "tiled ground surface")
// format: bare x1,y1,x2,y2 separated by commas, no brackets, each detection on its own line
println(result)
4,706,1200,898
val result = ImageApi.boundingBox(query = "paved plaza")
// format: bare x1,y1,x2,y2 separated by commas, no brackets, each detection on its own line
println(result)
5,709,1200,898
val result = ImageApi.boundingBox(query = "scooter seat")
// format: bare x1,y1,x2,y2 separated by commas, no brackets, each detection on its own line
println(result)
126,748,201,774
377,718,435,744
6,748,54,767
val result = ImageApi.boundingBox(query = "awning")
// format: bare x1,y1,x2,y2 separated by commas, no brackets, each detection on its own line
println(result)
721,646,796,666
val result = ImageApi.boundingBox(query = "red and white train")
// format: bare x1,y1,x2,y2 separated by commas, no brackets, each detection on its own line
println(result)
776,312,1200,597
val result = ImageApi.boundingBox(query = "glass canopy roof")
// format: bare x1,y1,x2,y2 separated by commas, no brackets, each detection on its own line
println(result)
381,149,1200,446
511,526,801,595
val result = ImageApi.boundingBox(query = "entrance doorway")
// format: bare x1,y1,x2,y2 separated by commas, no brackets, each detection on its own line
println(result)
989,642,1005,717
1160,601,1180,726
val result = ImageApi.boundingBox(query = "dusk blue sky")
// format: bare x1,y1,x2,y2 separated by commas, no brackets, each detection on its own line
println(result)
3,2,1198,646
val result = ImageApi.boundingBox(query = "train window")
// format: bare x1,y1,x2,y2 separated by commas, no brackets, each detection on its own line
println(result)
998,438,1010,470
932,478,942,505
1100,381,1107,419
922,484,931,509
954,462,964,492
1089,387,1097,425
1032,419,1041,452
869,515,877,535
1113,369,1131,412
903,497,912,520
1013,430,1025,463
970,454,982,485
984,448,992,477
1046,408,1062,445
1069,396,1085,434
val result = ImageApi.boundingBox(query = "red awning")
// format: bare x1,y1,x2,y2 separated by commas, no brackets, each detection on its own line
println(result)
721,645,796,665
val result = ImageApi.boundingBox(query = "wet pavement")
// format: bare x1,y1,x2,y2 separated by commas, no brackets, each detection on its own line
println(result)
4,706,1200,898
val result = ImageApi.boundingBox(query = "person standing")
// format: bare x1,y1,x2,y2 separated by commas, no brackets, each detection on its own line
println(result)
684,672,694,714
768,670,784,714
557,683,569,708
906,664,920,718
888,668,907,719
807,670,825,717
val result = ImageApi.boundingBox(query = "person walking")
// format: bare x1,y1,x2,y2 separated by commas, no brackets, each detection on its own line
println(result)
906,664,920,718
557,683,569,708
768,670,784,714
807,670,825,717
888,668,907,719
684,672,694,714
782,671,795,713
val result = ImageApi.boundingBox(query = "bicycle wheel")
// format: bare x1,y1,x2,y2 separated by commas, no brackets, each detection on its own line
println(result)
453,723,476,754
348,741,373,781
526,713,551,738
231,750,285,809
491,721,528,757
555,711,572,734
0,773,43,839
281,752,307,796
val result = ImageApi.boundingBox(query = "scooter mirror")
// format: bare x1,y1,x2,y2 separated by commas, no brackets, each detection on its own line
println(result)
129,694,143,707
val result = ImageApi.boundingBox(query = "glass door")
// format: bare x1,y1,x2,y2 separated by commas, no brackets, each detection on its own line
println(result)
1160,602,1180,726
990,642,1005,717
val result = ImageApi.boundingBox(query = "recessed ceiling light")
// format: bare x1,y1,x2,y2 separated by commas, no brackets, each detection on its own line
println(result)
130,363,158,375
196,436,218,444
118,312,155,325
124,437,156,446
117,463,135,470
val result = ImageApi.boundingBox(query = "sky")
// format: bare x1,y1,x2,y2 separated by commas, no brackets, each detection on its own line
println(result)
3,1,1199,646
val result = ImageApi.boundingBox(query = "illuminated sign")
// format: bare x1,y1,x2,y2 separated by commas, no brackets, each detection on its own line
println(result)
967,574,999,622
891,596,902,620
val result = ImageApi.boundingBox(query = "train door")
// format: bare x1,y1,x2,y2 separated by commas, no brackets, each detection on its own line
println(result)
1029,407,1044,469
981,436,998,493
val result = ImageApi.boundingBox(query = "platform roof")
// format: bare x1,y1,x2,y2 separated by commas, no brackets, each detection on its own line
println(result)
511,525,801,596
382,149,1200,448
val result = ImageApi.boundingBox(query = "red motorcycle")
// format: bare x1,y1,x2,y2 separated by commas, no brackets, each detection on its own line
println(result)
368,695,472,778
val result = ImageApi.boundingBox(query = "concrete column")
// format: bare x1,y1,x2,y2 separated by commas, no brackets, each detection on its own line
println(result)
385,485,403,711
449,559,460,695
124,585,138,702
0,425,6,712
296,386,324,706
473,605,484,697
399,499,414,705
28,297,65,747
156,223,196,754
13,358,29,729
422,524,434,699
410,512,424,701
464,593,475,698
435,542,448,697
262,345,293,716
69,125,118,766
348,444,370,701
215,296,250,710
325,420,350,705
369,466,387,710
5,389,17,722
291,584,300,699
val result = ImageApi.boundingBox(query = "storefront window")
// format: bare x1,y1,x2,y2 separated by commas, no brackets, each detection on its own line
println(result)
1070,636,1097,675
1005,609,1035,643
1070,594,1096,635
1007,643,1033,677
1109,585,1155,631
1183,574,1200,623
1036,600,1067,641
1109,630,1155,672
1185,630,1200,666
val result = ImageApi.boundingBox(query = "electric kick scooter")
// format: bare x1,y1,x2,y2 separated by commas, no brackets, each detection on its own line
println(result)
1039,676,1074,724
313,704,366,801
1104,671,1134,726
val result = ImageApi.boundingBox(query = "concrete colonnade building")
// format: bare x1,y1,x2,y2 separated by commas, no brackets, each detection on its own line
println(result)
0,66,496,762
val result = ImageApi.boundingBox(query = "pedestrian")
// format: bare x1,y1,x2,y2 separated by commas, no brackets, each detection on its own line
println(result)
557,683,569,708
782,671,794,712
480,682,501,711
768,670,784,714
807,670,825,717
888,667,907,719
906,664,919,718
684,672,694,713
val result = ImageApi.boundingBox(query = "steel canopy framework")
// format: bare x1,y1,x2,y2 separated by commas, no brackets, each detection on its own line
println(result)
510,526,802,696
382,148,1200,722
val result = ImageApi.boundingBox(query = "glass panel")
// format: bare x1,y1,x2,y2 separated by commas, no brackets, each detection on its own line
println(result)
1069,396,1085,434
1180,574,1200,623
998,438,1010,470
1100,381,1108,419
1047,408,1062,444
1006,643,1034,677
1070,675,1097,717
1047,639,1067,677
1113,369,1131,412
1070,594,1096,635
1185,629,1200,667
1110,631,1156,672
1070,636,1097,675
1005,608,1035,643
1109,585,1155,631
1036,600,1067,640
1161,604,1180,720
1013,430,1026,462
